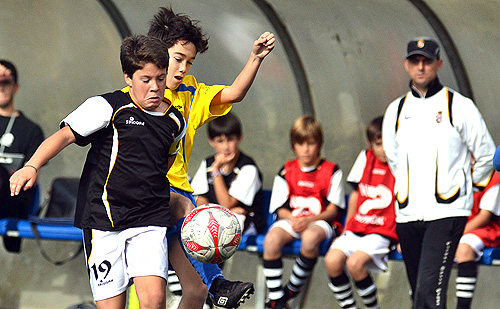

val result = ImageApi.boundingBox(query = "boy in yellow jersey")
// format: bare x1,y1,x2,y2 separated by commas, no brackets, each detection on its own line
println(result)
128,7,275,309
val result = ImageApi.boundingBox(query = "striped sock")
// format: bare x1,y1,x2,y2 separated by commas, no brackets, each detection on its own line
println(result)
263,258,285,301
354,275,379,309
285,253,317,297
329,272,357,309
456,261,478,309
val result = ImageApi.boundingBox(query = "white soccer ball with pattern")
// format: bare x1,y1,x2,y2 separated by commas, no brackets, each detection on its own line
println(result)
181,204,242,264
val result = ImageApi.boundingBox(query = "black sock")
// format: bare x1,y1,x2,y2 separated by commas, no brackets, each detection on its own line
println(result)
263,258,284,301
456,261,478,309
285,253,317,297
354,275,379,309
329,272,356,309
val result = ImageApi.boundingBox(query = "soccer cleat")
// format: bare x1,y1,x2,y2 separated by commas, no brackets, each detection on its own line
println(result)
265,297,290,309
283,286,298,300
209,278,254,308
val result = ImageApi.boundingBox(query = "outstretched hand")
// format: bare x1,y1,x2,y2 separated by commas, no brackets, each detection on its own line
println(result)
10,166,38,196
253,32,275,59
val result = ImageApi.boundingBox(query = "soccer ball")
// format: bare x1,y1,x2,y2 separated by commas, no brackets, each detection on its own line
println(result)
181,204,242,264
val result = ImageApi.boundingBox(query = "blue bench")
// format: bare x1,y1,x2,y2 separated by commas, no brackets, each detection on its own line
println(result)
388,244,500,266
0,218,82,241
0,184,82,242
240,190,345,256
241,189,500,266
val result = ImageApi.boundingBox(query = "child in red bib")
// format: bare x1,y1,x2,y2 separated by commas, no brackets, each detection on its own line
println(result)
325,116,397,309
262,115,345,309
455,171,500,308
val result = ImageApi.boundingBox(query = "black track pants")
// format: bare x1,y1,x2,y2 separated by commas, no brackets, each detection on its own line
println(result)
397,217,467,309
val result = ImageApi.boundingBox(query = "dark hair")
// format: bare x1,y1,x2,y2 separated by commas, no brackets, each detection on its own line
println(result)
120,35,169,78
290,115,323,149
148,7,209,53
0,59,18,84
366,116,383,143
208,113,242,139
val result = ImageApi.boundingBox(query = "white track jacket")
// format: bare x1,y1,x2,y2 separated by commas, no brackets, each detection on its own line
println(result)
382,80,495,223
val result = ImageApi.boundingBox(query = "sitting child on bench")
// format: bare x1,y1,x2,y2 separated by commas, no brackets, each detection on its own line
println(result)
262,115,345,309
455,171,500,309
324,116,397,309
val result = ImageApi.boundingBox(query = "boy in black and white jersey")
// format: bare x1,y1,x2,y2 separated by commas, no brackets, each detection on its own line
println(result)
191,112,265,236
10,34,185,309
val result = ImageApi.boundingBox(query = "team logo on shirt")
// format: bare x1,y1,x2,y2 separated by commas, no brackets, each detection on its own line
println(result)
125,116,145,126
372,168,386,176
297,180,314,188
436,111,442,123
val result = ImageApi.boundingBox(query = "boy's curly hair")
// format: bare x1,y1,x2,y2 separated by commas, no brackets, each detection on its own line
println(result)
148,7,209,54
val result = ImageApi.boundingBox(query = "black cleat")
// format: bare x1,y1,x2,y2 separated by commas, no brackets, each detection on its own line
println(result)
209,278,254,308
265,297,290,309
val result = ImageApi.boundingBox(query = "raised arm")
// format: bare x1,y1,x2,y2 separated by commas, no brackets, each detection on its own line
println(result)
214,32,275,105
10,125,76,195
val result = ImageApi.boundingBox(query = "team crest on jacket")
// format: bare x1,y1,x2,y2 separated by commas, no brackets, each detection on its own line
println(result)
436,111,442,123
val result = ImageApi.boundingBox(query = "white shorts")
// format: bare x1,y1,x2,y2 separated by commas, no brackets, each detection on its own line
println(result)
269,219,334,239
329,231,392,273
459,233,486,262
83,226,168,301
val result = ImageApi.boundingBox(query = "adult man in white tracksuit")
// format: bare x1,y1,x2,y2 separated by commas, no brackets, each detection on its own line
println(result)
382,37,495,308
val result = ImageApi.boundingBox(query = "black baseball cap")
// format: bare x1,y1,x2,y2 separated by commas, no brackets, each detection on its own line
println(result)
406,37,440,60
0,60,18,83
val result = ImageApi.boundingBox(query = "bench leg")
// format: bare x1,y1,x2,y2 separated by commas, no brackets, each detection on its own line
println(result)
255,262,266,309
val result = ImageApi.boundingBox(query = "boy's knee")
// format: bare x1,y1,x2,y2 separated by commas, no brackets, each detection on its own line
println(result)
455,243,475,263
345,256,364,275
139,289,166,309
170,193,195,224
302,227,325,243
324,250,345,275
300,245,319,258
301,231,325,254
263,231,286,259
263,230,281,248
182,282,208,306
184,280,208,294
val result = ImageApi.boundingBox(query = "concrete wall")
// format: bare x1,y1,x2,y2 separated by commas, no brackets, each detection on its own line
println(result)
2,0,500,307
4,0,500,190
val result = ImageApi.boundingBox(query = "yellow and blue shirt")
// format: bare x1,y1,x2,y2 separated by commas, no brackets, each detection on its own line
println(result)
165,75,232,192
